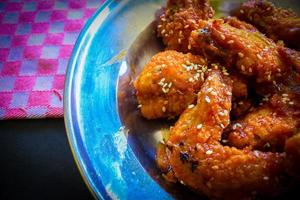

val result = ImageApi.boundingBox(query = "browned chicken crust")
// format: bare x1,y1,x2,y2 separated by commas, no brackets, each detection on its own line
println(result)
134,50,208,119
132,1,300,199
225,105,297,151
189,18,287,82
157,70,286,199
232,0,300,51
157,0,214,52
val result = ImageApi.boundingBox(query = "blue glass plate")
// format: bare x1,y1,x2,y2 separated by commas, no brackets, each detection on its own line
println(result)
64,0,299,199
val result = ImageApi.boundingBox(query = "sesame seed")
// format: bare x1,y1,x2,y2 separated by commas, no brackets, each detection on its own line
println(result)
220,34,225,40
282,94,288,97
168,82,172,88
205,96,211,103
137,104,142,108
196,124,203,129
238,101,244,105
161,29,166,34
189,77,194,82
241,65,245,71
238,52,244,58
249,67,253,73
161,78,165,82
161,18,166,22
257,54,262,60
240,9,244,14
161,64,166,68
263,176,269,180
206,150,213,155
162,88,169,93
235,123,242,128
207,88,213,92
222,139,228,143
226,91,231,95
158,25,162,28
267,74,271,80
253,150,259,157
247,45,251,48
289,101,294,105
178,38,181,43
227,40,234,44
188,44,191,50
211,91,217,96
220,124,225,128
184,24,189,28
188,104,195,109
212,165,219,170
162,106,166,112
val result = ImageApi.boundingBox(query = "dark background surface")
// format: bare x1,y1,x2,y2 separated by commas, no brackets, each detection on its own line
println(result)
0,119,93,200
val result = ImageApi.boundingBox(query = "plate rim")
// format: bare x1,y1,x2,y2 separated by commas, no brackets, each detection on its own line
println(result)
64,0,114,199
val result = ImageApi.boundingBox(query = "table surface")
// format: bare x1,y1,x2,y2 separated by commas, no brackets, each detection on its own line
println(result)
0,119,93,200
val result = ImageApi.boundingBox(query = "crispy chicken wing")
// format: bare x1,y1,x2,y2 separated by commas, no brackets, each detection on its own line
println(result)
224,105,297,151
157,70,286,199
157,0,214,52
225,71,300,151
189,18,287,82
134,50,208,119
134,50,252,119
232,0,300,51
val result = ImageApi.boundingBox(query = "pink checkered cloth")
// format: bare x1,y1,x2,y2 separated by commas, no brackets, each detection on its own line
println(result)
0,0,104,119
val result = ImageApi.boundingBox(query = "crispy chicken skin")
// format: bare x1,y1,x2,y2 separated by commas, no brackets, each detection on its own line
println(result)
134,50,208,119
158,70,285,199
146,1,300,199
225,106,297,151
226,71,300,151
157,0,214,52
189,18,287,82
232,0,300,51
134,50,250,120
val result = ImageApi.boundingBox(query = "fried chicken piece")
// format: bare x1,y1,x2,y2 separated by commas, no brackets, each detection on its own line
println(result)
225,105,297,151
157,0,214,52
232,0,300,51
134,50,207,119
158,70,285,199
226,68,300,151
189,18,287,82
